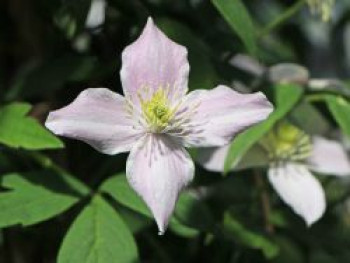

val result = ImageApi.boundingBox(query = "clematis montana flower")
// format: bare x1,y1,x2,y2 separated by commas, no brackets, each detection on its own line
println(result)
197,122,350,225
45,17,273,234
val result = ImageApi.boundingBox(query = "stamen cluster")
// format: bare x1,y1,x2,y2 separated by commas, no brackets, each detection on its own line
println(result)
260,122,312,163
124,85,199,135
141,89,177,132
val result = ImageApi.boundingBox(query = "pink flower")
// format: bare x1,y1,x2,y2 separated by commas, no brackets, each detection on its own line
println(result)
197,123,350,225
45,17,273,234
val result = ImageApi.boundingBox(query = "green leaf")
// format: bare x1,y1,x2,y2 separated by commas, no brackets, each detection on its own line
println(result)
1,102,31,116
291,100,331,135
231,144,269,170
211,0,257,55
100,174,151,218
27,152,90,196
157,18,218,91
223,212,279,259
116,206,152,234
0,171,84,228
168,217,199,238
224,84,303,173
58,195,138,263
100,174,207,235
174,193,214,231
0,103,63,150
259,0,306,37
326,96,350,138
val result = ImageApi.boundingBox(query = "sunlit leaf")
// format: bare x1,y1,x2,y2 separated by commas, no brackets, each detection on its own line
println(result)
58,195,138,263
0,103,63,149
224,84,303,173
211,0,257,55
326,95,350,138
0,171,85,228
168,217,199,238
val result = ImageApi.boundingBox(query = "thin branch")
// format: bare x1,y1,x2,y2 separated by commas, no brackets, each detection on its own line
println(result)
259,0,306,38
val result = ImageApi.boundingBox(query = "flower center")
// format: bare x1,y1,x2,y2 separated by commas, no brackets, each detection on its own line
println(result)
125,86,200,135
140,89,179,132
260,122,312,162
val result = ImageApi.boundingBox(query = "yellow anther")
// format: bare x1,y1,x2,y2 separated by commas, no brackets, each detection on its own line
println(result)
140,88,178,132
260,122,312,161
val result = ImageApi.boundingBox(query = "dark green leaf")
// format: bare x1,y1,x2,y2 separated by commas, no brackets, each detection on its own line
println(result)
58,195,138,263
271,236,304,263
224,84,303,173
27,152,90,196
232,144,269,170
174,193,214,231
0,103,63,150
116,205,152,234
291,100,331,135
211,0,257,55
223,212,279,259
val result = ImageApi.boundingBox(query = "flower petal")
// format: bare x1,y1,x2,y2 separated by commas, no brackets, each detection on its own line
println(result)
45,88,142,155
196,144,269,172
126,134,194,234
120,17,189,103
307,136,350,176
268,163,326,226
176,85,273,147
85,0,106,29
196,145,230,172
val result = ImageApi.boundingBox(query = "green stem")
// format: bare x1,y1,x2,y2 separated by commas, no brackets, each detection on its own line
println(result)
305,94,327,103
259,0,306,37
254,170,274,234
